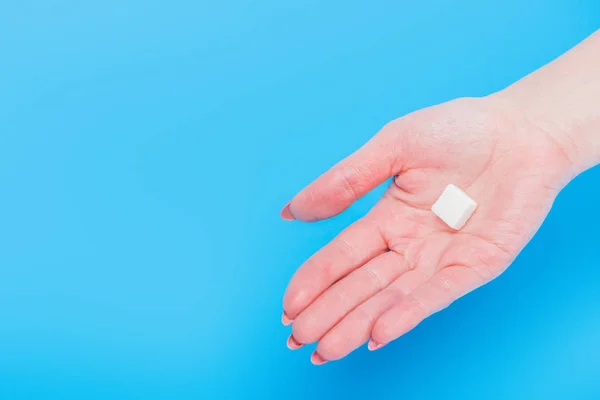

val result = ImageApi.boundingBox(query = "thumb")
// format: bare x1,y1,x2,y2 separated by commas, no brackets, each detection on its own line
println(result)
281,122,406,222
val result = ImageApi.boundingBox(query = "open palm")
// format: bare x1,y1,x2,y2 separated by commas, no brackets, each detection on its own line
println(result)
281,96,573,364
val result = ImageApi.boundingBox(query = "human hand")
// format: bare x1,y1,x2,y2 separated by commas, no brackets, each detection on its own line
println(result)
281,96,574,364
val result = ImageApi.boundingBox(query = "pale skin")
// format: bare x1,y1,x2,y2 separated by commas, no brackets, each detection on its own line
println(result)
280,30,600,365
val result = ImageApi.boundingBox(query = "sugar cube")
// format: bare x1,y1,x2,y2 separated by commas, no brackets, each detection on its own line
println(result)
431,184,477,230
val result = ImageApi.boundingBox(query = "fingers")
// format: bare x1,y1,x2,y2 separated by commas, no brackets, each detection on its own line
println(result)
315,269,430,361
283,216,387,320
369,265,485,347
291,251,408,345
283,122,405,222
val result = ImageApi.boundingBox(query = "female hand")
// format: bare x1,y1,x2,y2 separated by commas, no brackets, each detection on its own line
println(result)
281,30,600,365
281,95,573,364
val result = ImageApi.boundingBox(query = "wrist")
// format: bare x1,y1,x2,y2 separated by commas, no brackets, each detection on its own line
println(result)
490,30,600,178
489,89,600,179
542,108,600,177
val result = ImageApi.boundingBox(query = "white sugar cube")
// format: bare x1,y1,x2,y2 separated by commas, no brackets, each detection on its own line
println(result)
431,184,477,230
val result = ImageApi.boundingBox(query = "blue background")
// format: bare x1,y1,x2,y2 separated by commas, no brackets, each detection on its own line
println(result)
0,1,599,399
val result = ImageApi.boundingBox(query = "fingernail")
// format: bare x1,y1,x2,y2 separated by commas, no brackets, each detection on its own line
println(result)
368,340,385,351
287,335,303,350
310,351,328,365
280,203,295,221
281,312,293,326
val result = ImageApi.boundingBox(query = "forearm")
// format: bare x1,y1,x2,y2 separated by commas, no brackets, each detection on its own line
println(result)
492,29,600,175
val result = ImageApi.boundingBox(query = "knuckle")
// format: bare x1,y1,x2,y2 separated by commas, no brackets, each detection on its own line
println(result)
363,264,385,292
332,165,363,203
437,276,454,295
353,304,376,328
335,235,356,263
394,294,428,324
333,288,350,305
312,259,334,286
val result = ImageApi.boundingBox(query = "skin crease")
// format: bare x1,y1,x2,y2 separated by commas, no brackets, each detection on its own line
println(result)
281,30,600,364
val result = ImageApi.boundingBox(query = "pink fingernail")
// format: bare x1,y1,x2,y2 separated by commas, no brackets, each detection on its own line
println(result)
287,335,303,350
281,312,293,326
310,351,328,365
280,203,295,221
368,340,385,351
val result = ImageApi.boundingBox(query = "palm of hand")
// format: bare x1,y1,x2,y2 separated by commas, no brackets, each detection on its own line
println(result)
282,97,571,364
